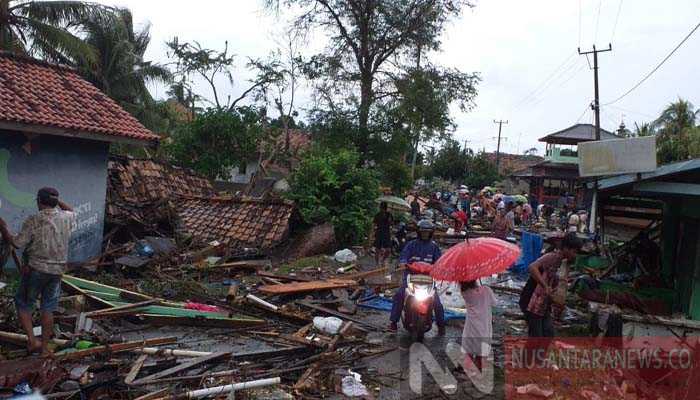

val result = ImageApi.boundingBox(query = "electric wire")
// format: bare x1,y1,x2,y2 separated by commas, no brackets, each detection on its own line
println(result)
610,0,624,43
604,20,700,105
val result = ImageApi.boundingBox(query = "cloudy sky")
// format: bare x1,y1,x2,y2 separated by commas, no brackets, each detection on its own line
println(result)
100,0,700,155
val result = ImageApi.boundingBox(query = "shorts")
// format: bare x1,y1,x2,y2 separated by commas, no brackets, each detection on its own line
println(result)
374,232,392,249
15,269,62,313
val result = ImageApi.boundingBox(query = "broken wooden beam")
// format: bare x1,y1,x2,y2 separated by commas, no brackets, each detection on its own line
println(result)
131,352,230,385
259,279,357,295
56,337,177,360
125,354,148,385
200,259,271,270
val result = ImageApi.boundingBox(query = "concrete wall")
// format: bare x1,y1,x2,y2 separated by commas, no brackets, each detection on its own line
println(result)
0,131,109,265
229,160,260,184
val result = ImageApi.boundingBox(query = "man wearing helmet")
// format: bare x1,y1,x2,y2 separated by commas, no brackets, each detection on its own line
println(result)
388,219,446,335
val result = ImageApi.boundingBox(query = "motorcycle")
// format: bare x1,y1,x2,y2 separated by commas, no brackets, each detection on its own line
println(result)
401,262,437,342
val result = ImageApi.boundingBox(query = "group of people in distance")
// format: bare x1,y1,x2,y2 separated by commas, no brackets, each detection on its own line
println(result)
370,188,584,374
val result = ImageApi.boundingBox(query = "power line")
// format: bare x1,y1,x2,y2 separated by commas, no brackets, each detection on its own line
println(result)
513,51,577,108
576,103,591,123
604,20,700,106
610,0,624,43
529,62,587,108
604,104,655,120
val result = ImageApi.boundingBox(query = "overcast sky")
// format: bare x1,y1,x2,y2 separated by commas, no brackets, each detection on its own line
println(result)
100,0,700,155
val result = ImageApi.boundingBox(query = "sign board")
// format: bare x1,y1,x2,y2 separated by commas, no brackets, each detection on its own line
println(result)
578,136,657,177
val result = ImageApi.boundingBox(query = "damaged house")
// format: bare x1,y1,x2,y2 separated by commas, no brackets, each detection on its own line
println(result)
107,157,296,253
0,53,159,264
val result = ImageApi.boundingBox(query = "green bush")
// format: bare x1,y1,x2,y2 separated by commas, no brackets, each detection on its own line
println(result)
286,148,380,246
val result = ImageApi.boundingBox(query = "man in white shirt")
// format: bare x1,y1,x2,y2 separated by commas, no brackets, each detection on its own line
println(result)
12,187,76,355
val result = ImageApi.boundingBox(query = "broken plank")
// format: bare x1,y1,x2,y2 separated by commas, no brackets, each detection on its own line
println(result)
203,259,271,270
257,271,311,282
259,279,357,295
296,300,385,332
133,388,169,400
56,337,177,360
344,265,405,281
139,314,266,329
132,352,230,385
125,354,148,385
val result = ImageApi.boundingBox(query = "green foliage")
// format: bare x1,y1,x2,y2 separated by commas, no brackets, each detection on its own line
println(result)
76,8,172,135
632,98,700,165
426,138,500,188
267,0,478,157
379,159,413,196
464,152,501,189
163,107,263,180
286,148,380,246
0,0,109,63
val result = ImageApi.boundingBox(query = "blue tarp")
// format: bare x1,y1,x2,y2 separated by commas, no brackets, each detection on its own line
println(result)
358,295,465,321
511,231,543,274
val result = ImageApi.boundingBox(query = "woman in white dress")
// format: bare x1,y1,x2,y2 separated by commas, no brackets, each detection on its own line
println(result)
461,280,497,373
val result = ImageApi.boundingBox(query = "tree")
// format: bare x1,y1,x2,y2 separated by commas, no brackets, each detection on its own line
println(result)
654,99,698,164
166,38,283,112
163,108,264,180
254,34,304,152
523,147,538,156
379,158,412,196
77,8,171,126
266,0,477,157
464,151,500,189
286,148,380,245
427,138,499,188
0,0,106,63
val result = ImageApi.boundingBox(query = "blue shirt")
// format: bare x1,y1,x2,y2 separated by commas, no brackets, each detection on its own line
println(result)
399,239,442,287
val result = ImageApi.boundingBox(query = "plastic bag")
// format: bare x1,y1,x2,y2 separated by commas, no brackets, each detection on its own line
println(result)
334,249,358,263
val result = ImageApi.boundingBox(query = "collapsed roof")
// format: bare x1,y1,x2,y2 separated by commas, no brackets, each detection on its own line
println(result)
106,157,295,251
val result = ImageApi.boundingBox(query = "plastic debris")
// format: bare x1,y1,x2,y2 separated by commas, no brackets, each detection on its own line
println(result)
313,316,343,335
341,371,369,397
334,249,358,264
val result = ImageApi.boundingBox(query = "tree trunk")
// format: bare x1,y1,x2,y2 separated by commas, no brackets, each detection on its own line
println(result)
358,73,372,157
0,1,9,49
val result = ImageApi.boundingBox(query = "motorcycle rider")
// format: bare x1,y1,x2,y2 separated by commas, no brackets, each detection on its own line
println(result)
388,219,446,335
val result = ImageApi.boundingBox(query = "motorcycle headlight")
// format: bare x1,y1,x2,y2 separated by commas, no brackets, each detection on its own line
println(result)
414,285,432,301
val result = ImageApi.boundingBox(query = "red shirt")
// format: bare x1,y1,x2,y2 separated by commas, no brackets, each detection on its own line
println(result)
527,252,564,317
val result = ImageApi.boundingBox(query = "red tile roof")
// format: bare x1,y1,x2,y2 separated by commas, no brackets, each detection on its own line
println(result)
0,52,158,144
178,196,295,250
106,157,215,224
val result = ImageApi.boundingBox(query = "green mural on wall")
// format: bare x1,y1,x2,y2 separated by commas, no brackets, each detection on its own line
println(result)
0,149,35,208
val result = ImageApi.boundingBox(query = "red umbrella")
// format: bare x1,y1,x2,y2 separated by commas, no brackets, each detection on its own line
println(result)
430,237,521,282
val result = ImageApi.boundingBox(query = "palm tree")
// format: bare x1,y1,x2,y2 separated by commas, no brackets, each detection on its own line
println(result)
0,0,106,63
653,99,699,164
655,98,697,137
634,122,655,137
76,8,171,127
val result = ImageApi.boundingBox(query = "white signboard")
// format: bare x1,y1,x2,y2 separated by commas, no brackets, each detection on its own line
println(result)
578,136,657,177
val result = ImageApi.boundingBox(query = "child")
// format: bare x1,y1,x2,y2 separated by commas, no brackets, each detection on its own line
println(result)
461,280,497,374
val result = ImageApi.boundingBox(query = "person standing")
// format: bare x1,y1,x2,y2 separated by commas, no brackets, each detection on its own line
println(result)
12,188,75,355
492,207,509,240
388,220,446,335
410,196,421,220
520,233,582,338
373,202,393,268
461,280,497,374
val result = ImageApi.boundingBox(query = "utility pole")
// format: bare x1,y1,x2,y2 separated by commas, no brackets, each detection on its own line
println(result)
578,44,611,235
493,120,508,170
578,44,612,140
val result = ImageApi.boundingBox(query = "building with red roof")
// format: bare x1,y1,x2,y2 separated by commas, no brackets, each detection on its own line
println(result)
0,52,158,263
